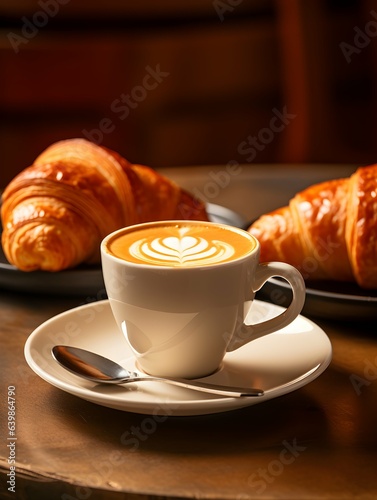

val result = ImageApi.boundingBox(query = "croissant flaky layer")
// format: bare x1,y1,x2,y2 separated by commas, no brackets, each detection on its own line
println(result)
1,139,208,271
249,164,377,289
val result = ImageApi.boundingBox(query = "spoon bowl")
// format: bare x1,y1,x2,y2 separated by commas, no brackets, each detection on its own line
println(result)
51,345,264,398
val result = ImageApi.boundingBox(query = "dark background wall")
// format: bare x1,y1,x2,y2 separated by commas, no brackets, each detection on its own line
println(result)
1,0,376,187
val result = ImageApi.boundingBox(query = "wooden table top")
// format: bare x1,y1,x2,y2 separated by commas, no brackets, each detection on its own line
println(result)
1,165,376,499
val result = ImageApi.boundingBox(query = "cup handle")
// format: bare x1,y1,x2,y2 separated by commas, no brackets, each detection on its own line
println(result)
226,262,306,352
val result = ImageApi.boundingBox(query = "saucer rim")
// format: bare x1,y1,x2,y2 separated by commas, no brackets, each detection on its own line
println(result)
24,299,332,416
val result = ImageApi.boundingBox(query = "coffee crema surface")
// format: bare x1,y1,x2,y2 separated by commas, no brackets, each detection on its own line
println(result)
107,223,255,267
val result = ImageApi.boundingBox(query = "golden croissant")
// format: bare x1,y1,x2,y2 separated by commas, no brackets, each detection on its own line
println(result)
248,164,377,289
1,139,208,271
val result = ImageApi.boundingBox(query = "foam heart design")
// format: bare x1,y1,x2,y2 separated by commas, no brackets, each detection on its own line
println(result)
156,236,209,257
163,236,198,252
129,232,236,266
148,235,211,262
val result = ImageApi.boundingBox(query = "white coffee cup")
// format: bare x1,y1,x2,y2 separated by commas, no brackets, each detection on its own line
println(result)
101,221,305,379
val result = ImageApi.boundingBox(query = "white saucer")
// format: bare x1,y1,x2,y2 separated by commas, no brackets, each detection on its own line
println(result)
24,300,332,416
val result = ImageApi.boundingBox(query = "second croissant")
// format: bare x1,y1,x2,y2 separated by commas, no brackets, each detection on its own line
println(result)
248,164,377,289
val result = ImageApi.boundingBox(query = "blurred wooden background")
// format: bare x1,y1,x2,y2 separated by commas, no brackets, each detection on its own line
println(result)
1,0,377,187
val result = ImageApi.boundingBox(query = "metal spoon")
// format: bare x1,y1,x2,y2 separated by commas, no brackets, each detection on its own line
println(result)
51,345,264,398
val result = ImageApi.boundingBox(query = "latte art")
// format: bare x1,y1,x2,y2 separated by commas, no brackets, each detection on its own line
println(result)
129,230,235,266
107,222,254,267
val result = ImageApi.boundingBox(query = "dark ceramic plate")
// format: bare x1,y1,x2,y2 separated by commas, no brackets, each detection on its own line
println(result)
256,277,377,321
0,203,247,296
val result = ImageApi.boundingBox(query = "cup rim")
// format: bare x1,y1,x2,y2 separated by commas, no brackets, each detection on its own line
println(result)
100,220,259,270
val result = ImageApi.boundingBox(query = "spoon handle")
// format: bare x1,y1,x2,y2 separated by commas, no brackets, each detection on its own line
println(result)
51,345,264,398
120,376,264,397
